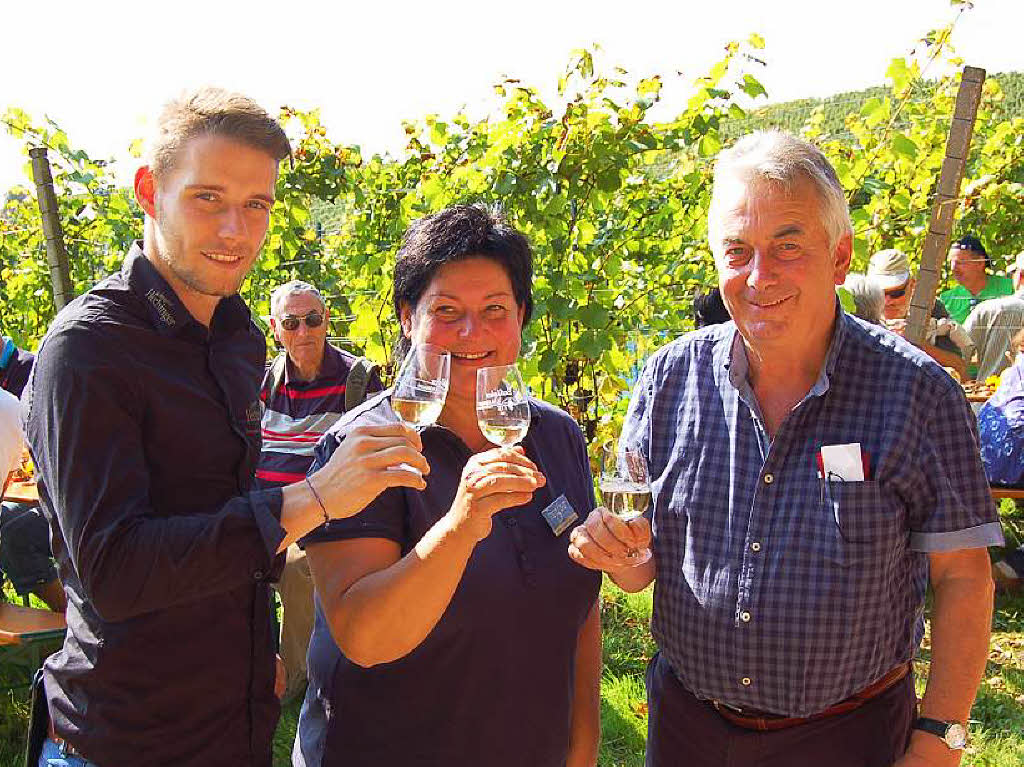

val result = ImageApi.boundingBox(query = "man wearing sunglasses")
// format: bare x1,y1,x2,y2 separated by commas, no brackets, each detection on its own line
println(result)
257,279,382,702
868,249,972,379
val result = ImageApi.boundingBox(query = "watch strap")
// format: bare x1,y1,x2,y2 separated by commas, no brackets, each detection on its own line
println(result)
913,717,949,739
913,717,966,749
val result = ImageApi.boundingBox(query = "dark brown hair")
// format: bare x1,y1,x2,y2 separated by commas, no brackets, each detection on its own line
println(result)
392,204,533,325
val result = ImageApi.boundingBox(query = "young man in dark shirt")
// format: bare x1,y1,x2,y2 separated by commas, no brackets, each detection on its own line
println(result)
23,88,426,767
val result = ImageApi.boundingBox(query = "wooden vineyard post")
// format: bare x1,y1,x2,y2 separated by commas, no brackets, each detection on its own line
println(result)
904,65,986,345
29,147,74,311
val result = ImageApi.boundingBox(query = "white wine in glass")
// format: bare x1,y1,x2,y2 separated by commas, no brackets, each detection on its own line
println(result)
391,343,450,476
599,445,652,563
391,397,444,428
476,364,530,447
599,479,652,520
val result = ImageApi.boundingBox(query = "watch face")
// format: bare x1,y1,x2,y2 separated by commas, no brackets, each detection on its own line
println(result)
945,723,968,749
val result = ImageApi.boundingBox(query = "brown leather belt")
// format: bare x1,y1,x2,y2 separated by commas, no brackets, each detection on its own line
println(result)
711,663,911,732
47,718,86,759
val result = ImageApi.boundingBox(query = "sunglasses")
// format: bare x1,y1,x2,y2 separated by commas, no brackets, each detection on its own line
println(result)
884,285,908,299
279,310,324,331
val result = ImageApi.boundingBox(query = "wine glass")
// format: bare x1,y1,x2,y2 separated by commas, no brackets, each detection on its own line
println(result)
392,342,450,427
476,364,531,447
599,445,652,564
391,343,450,474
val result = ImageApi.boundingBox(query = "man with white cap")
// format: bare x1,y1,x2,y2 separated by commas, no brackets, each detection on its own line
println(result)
867,248,972,378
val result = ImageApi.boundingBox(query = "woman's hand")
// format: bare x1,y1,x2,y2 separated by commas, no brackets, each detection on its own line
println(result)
448,446,545,542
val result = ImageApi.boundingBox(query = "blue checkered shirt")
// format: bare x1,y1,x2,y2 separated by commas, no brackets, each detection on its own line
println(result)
623,309,1003,716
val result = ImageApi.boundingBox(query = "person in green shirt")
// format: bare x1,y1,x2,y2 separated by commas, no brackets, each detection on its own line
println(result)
939,234,1014,324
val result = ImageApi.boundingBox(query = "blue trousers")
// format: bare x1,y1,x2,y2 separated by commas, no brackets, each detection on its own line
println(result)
38,739,99,767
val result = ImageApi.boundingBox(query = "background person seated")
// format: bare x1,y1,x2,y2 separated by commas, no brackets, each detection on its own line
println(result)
843,273,884,325
0,389,21,499
965,251,1024,381
964,288,1024,381
977,331,1024,485
0,344,65,611
692,287,732,328
976,330,1024,591
940,234,1014,325
0,335,34,397
867,248,971,379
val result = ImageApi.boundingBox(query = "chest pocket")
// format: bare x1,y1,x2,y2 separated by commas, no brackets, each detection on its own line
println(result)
824,480,906,567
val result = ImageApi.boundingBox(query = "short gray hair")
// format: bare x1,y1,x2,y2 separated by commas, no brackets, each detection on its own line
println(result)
843,274,884,325
708,131,852,252
270,280,325,316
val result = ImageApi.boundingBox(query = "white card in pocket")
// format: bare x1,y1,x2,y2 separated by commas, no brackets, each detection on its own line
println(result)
820,443,865,482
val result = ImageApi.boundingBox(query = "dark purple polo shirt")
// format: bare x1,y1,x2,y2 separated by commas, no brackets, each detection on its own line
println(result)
295,391,601,767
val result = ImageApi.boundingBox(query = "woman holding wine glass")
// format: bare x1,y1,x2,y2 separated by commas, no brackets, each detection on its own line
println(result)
294,204,601,767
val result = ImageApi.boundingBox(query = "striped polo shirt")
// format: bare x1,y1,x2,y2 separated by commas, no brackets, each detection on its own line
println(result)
255,344,381,488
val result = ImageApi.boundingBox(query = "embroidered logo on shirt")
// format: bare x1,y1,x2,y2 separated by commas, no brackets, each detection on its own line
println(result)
145,288,177,327
245,401,262,436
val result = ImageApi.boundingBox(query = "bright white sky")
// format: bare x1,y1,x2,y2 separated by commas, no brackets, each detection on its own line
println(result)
1,0,1020,195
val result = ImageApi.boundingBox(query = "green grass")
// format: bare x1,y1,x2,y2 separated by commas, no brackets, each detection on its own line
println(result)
266,576,1023,766
3,576,1022,767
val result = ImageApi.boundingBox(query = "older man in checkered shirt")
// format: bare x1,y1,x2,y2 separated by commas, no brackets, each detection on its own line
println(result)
569,131,1002,767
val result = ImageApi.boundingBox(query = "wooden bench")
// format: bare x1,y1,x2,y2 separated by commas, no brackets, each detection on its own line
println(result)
0,602,66,689
3,480,39,504
990,485,1024,500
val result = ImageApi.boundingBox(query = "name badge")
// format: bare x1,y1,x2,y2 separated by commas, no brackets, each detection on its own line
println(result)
541,494,578,537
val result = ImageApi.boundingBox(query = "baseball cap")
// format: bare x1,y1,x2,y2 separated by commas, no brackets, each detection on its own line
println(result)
951,234,990,268
867,249,911,290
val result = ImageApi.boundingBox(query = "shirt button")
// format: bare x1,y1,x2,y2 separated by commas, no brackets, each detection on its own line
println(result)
507,517,518,527
254,570,264,580
741,677,752,686
750,542,761,552
741,611,751,622
763,473,774,485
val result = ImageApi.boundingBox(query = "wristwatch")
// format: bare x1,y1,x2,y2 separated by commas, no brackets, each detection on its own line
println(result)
913,717,968,750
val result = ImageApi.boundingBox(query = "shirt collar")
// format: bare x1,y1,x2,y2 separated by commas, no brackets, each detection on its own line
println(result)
723,300,848,398
283,342,338,385
123,241,252,339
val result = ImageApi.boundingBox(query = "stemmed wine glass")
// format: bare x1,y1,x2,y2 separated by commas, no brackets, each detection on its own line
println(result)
391,342,450,474
476,364,531,447
599,445,652,564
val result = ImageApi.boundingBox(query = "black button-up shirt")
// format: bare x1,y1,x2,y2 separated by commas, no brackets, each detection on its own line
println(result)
23,243,286,766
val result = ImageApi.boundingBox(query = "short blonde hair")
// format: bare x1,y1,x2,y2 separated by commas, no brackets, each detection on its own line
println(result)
146,87,290,177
